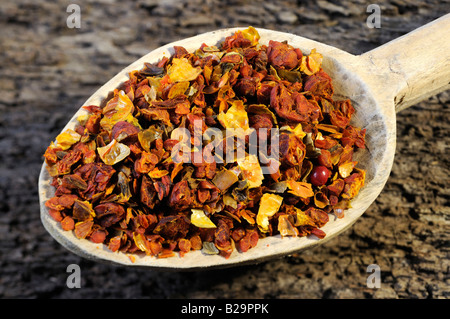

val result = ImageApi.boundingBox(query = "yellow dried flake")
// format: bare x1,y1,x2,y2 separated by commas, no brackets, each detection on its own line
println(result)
278,214,299,237
167,58,202,83
217,100,250,132
55,129,81,150
256,193,283,233
300,49,323,75
294,207,315,227
281,123,306,139
100,90,134,132
168,81,190,99
191,209,217,229
240,26,260,46
237,154,264,188
341,168,365,199
76,113,89,126
133,232,151,255
97,139,130,165
338,161,357,179
148,168,169,179
286,180,314,198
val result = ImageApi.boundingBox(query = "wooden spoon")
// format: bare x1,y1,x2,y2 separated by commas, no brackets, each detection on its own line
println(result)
39,15,450,270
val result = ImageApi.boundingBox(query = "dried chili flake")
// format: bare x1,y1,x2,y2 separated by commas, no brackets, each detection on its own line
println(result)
55,129,81,151
100,90,134,132
72,199,95,221
61,216,75,231
267,40,300,70
278,214,299,237
97,139,130,165
256,193,283,233
190,209,216,229
44,26,366,258
237,154,264,188
300,49,323,76
167,58,202,83
90,227,107,244
74,219,94,239
217,100,250,132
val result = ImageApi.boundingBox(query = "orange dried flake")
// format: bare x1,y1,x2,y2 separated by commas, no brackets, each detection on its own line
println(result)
74,220,94,239
61,216,75,231
158,249,176,259
286,180,315,198
278,214,299,237
108,236,122,252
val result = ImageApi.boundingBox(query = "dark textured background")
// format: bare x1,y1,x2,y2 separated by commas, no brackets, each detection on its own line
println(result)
0,0,448,298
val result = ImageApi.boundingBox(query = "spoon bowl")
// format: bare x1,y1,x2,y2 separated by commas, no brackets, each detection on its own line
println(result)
39,15,450,270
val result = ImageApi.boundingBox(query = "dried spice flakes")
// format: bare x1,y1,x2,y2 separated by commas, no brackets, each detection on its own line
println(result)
44,27,366,259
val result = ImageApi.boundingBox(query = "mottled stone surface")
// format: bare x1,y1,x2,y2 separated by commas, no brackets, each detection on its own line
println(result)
0,0,448,298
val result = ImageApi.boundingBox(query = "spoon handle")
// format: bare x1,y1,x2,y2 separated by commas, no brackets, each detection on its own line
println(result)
361,13,450,113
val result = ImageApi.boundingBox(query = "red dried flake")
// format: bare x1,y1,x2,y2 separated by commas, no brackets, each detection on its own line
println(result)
108,235,122,252
222,32,253,49
178,238,191,257
153,215,190,240
135,152,159,174
111,121,140,142
341,126,366,149
74,219,94,239
57,150,82,175
303,70,334,99
310,228,326,239
89,227,107,244
168,180,193,210
279,132,306,167
236,228,259,253
327,179,345,197
267,40,300,70
189,235,203,250
317,149,332,168
315,135,338,149
306,207,329,228
48,209,63,222
157,249,176,259
270,84,321,123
